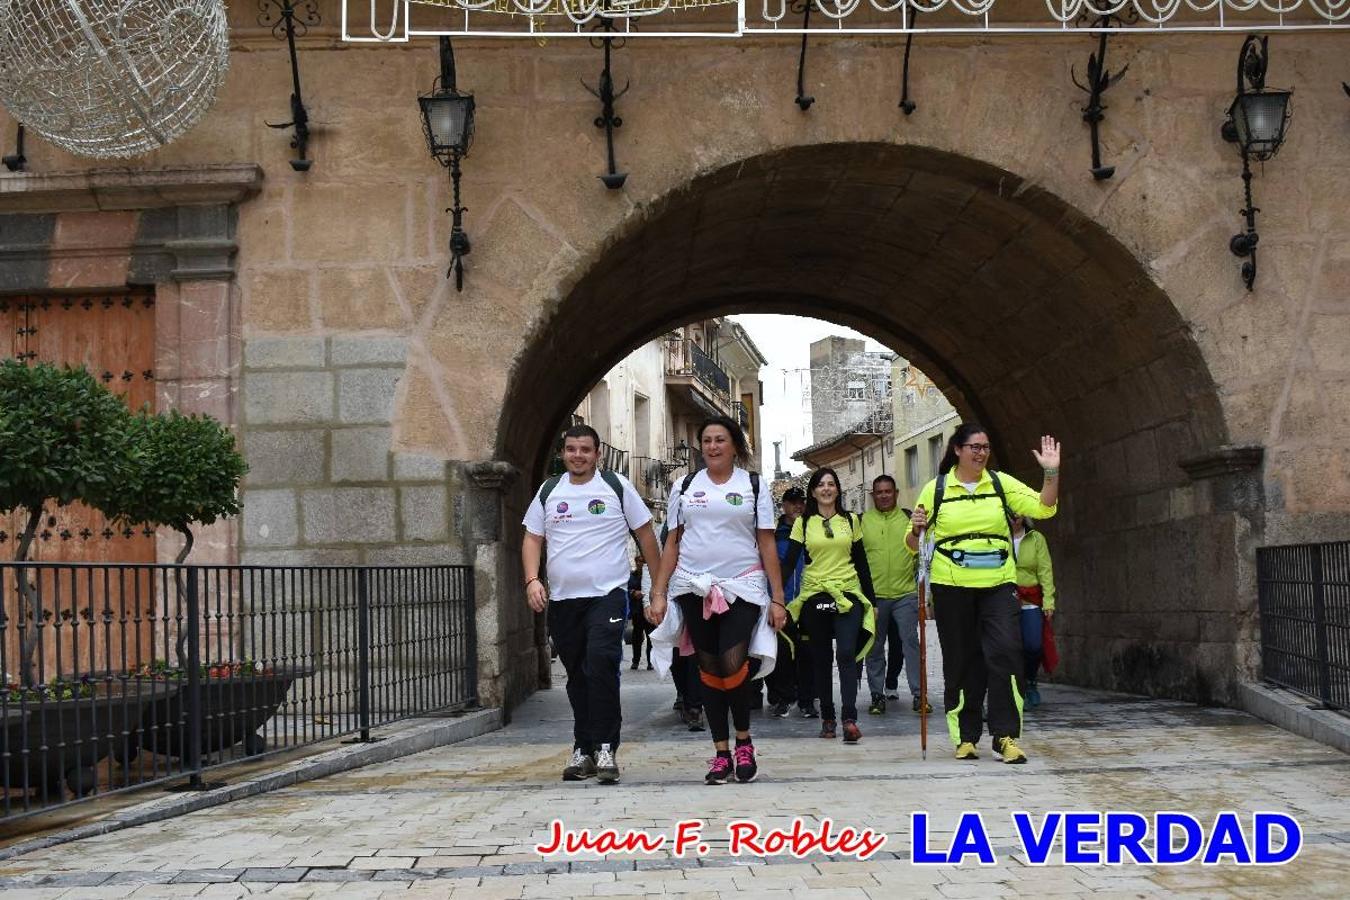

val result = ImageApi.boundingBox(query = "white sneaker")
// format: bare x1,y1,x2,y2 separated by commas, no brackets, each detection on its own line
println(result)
562,747,596,781
595,743,620,784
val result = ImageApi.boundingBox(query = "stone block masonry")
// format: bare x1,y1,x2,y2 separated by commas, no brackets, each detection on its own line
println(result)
239,335,463,568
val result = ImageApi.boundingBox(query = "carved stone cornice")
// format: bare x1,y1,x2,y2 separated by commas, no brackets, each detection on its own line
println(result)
1179,445,1264,481
466,460,521,492
0,164,263,213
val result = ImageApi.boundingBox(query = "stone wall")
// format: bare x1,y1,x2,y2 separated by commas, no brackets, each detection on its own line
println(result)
5,9,1350,708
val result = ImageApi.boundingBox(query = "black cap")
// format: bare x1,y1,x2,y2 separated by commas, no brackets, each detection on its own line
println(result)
782,487,806,502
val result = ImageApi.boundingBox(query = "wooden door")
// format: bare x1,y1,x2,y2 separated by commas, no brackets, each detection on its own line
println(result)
2,291,158,681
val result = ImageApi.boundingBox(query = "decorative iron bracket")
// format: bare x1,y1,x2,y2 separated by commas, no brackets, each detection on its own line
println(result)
2,124,26,172
899,7,920,115
794,0,815,111
260,0,320,172
582,16,630,189
447,151,471,290
1071,14,1130,180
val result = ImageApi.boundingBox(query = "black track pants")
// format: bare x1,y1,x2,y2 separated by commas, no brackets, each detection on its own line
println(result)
931,582,1024,747
548,587,626,752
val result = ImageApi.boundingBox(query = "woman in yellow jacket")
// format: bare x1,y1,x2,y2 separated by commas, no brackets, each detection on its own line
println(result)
1010,513,1055,710
783,467,876,744
905,422,1061,765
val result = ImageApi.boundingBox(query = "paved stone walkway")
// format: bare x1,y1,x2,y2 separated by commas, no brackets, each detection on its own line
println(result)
2,631,1349,898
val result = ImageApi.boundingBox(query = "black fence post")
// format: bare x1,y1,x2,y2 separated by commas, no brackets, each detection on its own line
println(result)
1310,544,1334,708
465,567,478,704
184,566,204,789
358,567,372,742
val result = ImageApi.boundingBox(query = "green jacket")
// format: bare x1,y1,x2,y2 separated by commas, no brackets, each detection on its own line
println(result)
1013,529,1056,612
862,507,917,598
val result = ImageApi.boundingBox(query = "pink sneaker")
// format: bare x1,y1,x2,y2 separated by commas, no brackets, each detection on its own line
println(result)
734,743,758,783
705,754,733,785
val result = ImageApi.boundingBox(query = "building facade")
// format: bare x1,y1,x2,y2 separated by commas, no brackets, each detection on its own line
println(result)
571,316,766,519
3,6,1349,710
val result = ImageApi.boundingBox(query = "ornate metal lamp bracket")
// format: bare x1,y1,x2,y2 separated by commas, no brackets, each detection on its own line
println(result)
582,16,630,190
793,0,815,111
1071,13,1131,180
899,7,921,115
260,0,320,172
2,124,25,172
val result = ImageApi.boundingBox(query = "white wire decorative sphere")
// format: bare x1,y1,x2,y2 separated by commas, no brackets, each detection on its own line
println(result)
0,0,231,159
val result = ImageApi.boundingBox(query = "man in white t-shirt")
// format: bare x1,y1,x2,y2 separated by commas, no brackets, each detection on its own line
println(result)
522,425,662,785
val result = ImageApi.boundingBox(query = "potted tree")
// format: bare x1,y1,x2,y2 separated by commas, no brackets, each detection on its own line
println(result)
0,360,165,797
114,411,302,761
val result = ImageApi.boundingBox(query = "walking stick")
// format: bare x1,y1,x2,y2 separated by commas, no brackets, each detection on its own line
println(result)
917,525,933,761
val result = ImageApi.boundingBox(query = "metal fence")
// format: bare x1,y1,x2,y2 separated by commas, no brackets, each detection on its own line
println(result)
1,563,476,820
1256,541,1350,710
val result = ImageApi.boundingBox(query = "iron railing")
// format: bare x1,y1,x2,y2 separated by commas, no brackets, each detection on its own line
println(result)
0,562,476,820
731,400,751,431
1256,541,1350,710
629,456,669,500
598,441,629,474
665,337,730,398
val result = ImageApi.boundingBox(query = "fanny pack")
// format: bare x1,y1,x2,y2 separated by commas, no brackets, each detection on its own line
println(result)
938,547,1009,569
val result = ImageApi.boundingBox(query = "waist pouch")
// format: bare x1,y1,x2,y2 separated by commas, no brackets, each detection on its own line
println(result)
939,547,1008,569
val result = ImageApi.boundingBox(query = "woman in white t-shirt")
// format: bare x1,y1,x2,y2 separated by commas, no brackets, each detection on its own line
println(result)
649,416,787,785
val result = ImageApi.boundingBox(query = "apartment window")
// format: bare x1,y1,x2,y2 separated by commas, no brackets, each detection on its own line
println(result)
846,380,865,400
905,446,919,488
928,435,943,476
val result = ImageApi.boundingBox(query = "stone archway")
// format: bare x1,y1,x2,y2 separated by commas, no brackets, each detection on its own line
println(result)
496,142,1254,708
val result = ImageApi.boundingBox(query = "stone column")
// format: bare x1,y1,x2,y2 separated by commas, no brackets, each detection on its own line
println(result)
464,460,529,709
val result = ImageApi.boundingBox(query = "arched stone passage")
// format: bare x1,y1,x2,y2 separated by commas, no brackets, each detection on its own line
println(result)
498,142,1246,707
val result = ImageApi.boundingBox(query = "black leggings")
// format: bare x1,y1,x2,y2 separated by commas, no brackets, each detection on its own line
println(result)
675,594,760,743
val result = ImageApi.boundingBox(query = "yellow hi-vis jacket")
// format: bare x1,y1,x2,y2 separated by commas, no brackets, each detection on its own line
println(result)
905,469,1057,588
1014,529,1056,612
862,507,917,598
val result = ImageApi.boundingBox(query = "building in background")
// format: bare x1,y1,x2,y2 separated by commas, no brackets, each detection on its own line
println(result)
808,337,893,444
792,400,893,513
891,356,961,506
570,317,766,523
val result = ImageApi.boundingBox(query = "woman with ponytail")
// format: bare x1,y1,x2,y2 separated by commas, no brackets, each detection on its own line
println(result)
905,423,1061,764
648,416,786,784
781,467,877,744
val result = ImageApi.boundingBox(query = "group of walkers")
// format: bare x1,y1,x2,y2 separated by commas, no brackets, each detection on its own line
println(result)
522,416,1060,785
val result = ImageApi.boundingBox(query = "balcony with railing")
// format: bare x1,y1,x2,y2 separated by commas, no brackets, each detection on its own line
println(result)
629,456,670,501
598,441,629,474
731,400,751,431
665,337,731,406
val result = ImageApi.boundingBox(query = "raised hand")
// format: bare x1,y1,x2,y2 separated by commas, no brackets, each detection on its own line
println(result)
1031,435,1061,471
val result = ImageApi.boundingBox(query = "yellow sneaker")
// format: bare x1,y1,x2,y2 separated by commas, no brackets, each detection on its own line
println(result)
996,737,1027,764
955,742,979,760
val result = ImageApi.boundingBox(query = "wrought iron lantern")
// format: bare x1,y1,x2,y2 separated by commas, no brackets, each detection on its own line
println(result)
1221,35,1291,291
418,37,476,291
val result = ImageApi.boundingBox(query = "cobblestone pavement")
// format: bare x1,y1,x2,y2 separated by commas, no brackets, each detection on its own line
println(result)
2,627,1349,898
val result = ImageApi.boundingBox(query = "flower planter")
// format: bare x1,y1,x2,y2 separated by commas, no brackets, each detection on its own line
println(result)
133,666,314,761
2,681,176,798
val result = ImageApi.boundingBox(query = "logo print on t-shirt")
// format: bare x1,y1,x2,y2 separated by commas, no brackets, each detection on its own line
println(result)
692,491,706,498
587,499,607,515
725,492,744,506
556,502,569,514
